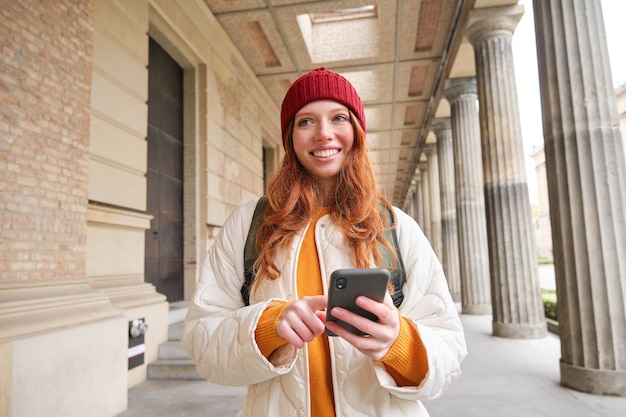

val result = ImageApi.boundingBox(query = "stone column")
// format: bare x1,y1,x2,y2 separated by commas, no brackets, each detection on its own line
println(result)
466,6,546,338
432,119,462,303
417,162,431,240
533,0,626,395
443,78,492,315
425,145,443,260
413,172,425,231
407,188,416,220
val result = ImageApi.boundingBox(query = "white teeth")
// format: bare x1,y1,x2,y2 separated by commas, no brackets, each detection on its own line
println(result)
313,149,339,158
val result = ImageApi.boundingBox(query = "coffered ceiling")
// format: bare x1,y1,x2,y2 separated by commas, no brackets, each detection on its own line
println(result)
202,0,520,204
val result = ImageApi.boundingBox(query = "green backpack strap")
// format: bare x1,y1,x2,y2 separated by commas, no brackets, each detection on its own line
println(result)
380,205,406,307
241,196,267,306
241,198,406,307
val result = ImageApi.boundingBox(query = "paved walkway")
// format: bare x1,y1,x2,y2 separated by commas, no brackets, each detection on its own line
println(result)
116,314,626,417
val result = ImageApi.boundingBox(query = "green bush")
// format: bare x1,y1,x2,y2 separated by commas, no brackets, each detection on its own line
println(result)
541,289,557,321
538,257,554,265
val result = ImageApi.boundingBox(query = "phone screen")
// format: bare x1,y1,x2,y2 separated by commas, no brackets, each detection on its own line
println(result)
325,268,390,336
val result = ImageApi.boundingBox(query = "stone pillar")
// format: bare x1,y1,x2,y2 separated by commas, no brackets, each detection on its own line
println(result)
466,6,546,338
407,189,416,220
432,119,462,303
425,145,443,260
443,78,492,315
417,162,431,240
413,173,425,231
533,0,626,395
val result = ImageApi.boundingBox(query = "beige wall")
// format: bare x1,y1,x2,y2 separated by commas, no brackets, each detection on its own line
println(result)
1,0,282,415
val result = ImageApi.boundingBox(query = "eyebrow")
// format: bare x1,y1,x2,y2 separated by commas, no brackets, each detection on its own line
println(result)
295,106,350,118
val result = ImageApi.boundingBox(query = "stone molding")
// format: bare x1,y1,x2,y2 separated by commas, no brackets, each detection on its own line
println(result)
465,5,524,44
443,77,477,103
90,275,166,309
0,278,122,342
87,203,152,230
431,117,451,135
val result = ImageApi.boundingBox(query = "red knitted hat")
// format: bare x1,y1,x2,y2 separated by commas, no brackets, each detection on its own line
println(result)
280,67,365,147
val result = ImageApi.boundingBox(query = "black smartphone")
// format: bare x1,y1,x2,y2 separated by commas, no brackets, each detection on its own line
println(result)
325,268,390,337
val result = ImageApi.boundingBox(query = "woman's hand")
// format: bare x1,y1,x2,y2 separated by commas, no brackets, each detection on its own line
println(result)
325,293,400,360
276,295,328,349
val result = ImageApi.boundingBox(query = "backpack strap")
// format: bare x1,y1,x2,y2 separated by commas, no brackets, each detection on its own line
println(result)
241,198,406,307
381,205,406,307
241,196,267,306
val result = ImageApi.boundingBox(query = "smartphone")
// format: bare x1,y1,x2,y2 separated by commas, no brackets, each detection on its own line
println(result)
325,268,390,337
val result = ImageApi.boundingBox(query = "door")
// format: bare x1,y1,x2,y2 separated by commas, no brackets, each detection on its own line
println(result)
145,38,184,302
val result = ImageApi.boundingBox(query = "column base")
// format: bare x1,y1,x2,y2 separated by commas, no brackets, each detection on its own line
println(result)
561,361,626,396
493,320,547,339
462,304,492,315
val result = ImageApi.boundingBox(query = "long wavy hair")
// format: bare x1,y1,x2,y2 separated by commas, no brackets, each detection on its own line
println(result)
252,111,397,285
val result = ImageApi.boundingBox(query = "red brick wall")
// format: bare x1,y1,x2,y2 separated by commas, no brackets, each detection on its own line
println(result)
0,0,94,280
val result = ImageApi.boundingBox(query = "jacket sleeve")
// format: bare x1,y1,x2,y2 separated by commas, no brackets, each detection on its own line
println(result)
181,199,298,386
374,207,467,400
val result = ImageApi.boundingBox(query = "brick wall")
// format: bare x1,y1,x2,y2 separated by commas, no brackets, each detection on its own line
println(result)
0,0,94,280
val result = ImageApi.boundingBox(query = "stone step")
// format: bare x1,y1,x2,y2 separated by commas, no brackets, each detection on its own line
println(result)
168,321,184,341
158,340,189,360
146,302,197,380
147,359,202,380
168,301,189,324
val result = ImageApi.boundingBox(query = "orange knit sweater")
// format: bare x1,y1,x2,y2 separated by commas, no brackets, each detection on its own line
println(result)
254,208,428,416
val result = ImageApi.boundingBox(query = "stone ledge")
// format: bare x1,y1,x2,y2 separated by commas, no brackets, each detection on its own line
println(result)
90,274,166,309
0,278,123,342
87,203,152,230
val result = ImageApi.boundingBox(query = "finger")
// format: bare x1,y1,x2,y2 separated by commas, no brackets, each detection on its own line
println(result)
326,312,394,360
333,299,398,342
314,310,327,323
298,297,327,336
356,294,396,325
303,294,328,312
277,299,326,342
276,324,306,349
329,306,375,338
277,313,318,346
326,319,379,352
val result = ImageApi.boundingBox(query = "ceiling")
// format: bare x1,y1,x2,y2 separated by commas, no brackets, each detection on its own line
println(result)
202,0,520,205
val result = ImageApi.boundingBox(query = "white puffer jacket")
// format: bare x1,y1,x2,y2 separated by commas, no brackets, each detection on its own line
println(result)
182,198,466,417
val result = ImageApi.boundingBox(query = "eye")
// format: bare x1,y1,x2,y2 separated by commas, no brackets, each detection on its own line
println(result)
333,113,349,122
296,118,313,127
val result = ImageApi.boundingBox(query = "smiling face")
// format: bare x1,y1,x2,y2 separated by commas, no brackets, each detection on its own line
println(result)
292,100,355,199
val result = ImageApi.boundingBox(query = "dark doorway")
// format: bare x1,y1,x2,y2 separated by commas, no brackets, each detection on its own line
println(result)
145,38,184,302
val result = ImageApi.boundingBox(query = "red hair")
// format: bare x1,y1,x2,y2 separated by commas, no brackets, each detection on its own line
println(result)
253,112,397,285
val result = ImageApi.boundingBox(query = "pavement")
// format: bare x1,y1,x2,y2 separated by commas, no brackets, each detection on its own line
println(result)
115,314,626,417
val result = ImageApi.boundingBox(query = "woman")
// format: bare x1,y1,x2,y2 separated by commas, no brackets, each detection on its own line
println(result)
182,67,466,417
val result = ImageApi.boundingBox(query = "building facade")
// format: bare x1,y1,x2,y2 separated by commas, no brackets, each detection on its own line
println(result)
1,0,282,415
1,1,625,416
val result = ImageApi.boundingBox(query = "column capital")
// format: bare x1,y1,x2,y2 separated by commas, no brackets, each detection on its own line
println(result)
444,77,477,103
465,5,524,45
424,143,437,156
431,118,451,136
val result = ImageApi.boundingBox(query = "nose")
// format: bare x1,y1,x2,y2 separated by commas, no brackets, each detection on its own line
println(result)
316,120,333,141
